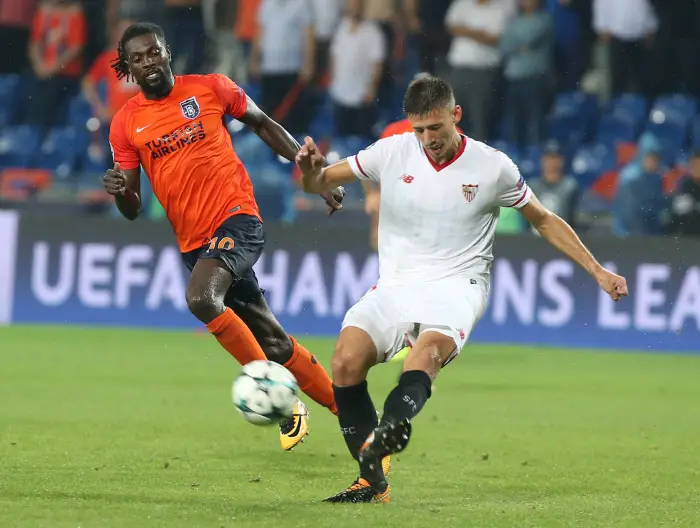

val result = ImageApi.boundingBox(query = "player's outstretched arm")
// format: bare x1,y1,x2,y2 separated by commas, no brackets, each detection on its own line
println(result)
237,96,345,214
103,163,141,221
295,137,358,194
519,195,629,301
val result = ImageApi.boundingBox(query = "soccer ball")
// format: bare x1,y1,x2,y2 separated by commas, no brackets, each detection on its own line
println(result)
232,360,299,425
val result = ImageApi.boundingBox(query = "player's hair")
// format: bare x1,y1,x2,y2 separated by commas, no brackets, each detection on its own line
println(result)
403,76,456,116
111,22,166,81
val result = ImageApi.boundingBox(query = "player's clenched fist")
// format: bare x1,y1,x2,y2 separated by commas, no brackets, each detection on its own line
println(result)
595,268,629,302
103,162,126,196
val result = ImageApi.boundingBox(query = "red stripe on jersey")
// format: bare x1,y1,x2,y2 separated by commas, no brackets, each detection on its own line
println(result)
509,187,529,208
355,154,369,178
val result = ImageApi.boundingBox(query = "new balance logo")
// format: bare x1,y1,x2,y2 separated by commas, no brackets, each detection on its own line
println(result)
399,174,414,184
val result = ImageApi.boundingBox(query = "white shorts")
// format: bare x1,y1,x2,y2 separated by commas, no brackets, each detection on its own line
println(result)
341,279,489,364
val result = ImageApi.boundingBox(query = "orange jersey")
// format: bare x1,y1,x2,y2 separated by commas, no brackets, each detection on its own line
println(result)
30,2,86,77
109,74,260,253
380,118,464,138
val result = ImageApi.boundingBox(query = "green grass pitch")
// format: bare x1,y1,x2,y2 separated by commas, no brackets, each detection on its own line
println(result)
1,325,699,527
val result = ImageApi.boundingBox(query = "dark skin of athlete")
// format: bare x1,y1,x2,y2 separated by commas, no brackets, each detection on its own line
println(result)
103,32,344,364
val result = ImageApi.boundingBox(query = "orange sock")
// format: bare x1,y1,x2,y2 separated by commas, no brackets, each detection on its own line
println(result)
285,336,338,415
206,308,267,365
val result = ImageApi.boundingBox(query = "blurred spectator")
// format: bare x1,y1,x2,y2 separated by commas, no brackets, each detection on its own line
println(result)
362,0,414,106
670,150,700,236
0,0,38,73
81,20,139,151
26,0,87,130
412,0,453,75
329,0,385,136
165,0,206,74
546,0,588,91
501,0,553,149
446,0,510,141
593,0,658,98
251,0,315,135
310,0,343,82
234,0,262,67
613,132,667,236
529,141,579,227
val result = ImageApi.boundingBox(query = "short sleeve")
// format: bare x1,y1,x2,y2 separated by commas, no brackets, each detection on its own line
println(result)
109,112,140,170
496,152,532,208
346,136,397,183
207,74,248,118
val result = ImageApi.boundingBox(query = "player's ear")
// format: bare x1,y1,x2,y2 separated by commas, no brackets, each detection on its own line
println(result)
453,105,463,125
165,44,172,63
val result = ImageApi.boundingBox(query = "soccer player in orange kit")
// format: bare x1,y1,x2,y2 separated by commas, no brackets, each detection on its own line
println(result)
103,22,346,452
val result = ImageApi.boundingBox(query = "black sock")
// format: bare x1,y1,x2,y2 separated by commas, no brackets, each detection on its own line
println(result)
382,370,432,424
333,381,378,460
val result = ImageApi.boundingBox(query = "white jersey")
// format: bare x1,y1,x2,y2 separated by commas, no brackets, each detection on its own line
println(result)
347,132,532,287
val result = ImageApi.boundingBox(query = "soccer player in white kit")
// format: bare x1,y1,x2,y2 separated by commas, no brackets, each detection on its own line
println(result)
295,76,629,504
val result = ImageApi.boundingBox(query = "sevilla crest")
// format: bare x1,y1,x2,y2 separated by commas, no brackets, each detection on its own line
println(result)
462,184,479,203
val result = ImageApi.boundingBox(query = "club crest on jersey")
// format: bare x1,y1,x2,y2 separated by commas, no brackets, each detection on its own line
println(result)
180,97,200,120
462,184,479,203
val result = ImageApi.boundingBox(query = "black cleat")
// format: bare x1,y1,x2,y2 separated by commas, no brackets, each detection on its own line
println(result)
322,478,391,503
358,418,412,463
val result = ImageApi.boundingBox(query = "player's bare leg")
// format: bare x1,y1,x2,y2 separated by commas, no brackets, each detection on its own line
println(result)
323,327,391,504
359,331,455,465
186,259,269,365
228,292,337,450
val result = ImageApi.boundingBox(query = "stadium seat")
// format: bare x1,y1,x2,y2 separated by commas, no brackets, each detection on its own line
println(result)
232,131,275,164
253,161,295,222
596,113,639,145
0,74,25,127
0,125,42,168
571,143,616,188
607,93,648,125
66,94,94,129
519,145,542,180
490,140,521,164
35,126,90,175
643,122,686,164
546,91,598,147
650,94,698,125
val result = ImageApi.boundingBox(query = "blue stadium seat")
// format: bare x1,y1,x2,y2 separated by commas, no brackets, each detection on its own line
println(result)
607,93,648,125
0,125,42,168
0,75,26,125
571,143,616,188
232,131,274,164
327,136,372,161
650,94,698,125
66,94,94,129
491,140,521,164
252,161,295,222
644,122,687,164
596,113,639,145
546,91,598,148
690,115,700,148
518,145,542,180
35,126,90,174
